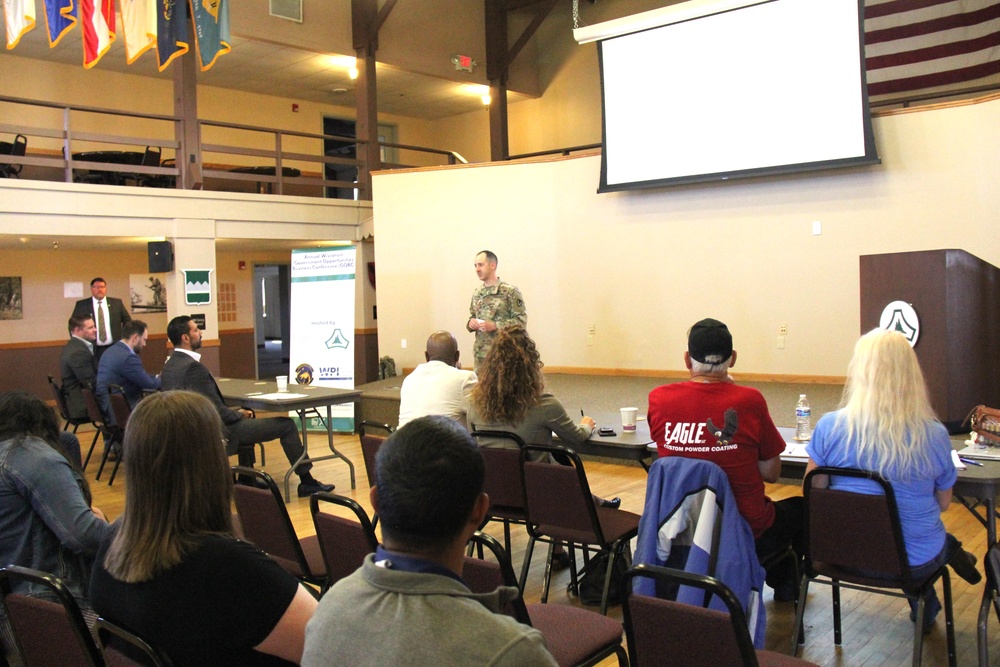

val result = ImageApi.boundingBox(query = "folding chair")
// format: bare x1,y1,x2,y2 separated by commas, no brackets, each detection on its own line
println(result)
464,532,627,667
48,375,98,467
231,466,327,592
977,541,1000,666
103,385,132,486
520,443,640,615
0,565,103,667
0,134,26,178
471,430,530,563
309,492,378,587
792,467,956,667
357,420,393,530
95,617,173,666
623,564,818,667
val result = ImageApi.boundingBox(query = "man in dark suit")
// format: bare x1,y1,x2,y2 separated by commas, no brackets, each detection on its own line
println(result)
60,314,98,421
72,277,131,363
96,319,161,415
162,315,334,497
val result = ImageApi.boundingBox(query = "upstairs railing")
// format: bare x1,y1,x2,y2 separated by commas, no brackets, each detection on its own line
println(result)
0,95,466,199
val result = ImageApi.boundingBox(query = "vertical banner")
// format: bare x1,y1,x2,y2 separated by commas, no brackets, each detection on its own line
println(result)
290,246,355,432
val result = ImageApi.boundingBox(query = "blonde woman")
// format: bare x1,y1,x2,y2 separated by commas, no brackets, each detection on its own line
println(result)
805,328,980,631
90,391,316,665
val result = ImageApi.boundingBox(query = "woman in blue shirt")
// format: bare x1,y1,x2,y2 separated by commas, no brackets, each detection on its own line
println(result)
805,328,980,631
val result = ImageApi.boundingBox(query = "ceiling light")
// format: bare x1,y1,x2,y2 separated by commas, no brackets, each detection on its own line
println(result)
481,93,491,106
348,66,359,80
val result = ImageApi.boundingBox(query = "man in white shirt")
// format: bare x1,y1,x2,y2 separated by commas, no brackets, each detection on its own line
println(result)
398,331,477,430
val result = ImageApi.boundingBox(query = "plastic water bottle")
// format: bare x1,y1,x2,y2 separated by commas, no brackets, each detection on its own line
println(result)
795,394,811,441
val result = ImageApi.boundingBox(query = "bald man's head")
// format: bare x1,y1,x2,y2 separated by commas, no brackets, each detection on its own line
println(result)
425,331,460,367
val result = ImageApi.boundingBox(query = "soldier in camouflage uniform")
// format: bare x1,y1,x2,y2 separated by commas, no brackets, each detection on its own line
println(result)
466,250,526,370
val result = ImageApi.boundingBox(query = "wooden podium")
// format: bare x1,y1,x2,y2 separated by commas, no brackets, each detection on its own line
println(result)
860,249,1000,432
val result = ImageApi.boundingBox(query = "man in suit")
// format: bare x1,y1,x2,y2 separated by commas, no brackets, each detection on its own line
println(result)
72,277,132,363
162,315,334,497
60,314,98,421
96,319,161,415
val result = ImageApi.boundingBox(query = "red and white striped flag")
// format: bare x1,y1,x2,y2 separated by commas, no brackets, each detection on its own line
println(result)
865,0,1000,97
79,0,115,68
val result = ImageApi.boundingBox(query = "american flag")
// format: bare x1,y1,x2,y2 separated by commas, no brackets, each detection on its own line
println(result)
865,0,1000,98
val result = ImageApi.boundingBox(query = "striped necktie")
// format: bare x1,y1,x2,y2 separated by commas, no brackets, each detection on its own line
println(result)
97,300,107,343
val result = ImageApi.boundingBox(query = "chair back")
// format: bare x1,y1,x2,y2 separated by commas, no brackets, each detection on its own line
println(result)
0,565,103,667
81,384,107,427
107,386,132,432
140,146,161,168
462,532,532,624
521,443,603,545
623,564,758,667
357,421,392,488
1,134,26,177
988,541,1000,622
803,467,910,584
95,617,173,667
309,493,378,586
473,430,527,511
48,375,72,423
231,466,318,580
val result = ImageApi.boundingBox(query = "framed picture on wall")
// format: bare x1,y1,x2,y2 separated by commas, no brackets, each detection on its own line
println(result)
0,277,23,320
130,273,168,313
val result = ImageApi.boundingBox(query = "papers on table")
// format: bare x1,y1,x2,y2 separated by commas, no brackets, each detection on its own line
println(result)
956,445,1000,461
251,392,310,400
781,442,809,461
951,451,967,470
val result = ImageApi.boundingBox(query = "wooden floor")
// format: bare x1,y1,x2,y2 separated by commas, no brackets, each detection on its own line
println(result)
84,426,999,667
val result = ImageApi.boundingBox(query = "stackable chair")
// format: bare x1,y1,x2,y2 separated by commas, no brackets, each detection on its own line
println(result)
792,467,956,667
0,565,103,667
464,532,627,667
520,443,640,615
102,385,133,486
95,617,173,667
623,564,819,667
83,384,119,477
978,542,1000,666
471,430,530,564
309,492,379,587
48,375,99,468
231,466,327,592
357,420,393,529
0,134,26,178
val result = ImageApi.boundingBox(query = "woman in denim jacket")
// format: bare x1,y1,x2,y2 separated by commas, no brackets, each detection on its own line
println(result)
0,391,112,656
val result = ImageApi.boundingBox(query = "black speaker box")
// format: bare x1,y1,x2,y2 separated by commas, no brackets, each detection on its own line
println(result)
148,241,173,273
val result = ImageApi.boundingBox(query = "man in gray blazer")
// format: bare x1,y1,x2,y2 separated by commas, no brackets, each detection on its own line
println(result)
162,315,334,497
59,314,98,421
71,277,131,363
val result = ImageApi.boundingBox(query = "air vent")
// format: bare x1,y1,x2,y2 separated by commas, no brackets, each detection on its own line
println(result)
270,0,303,23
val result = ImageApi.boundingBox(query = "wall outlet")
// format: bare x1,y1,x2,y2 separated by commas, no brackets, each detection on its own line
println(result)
777,335,785,349
588,324,596,335
778,323,788,335
401,339,407,349
587,334,594,346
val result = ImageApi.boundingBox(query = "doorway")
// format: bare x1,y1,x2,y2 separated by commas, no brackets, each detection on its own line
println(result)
253,264,291,380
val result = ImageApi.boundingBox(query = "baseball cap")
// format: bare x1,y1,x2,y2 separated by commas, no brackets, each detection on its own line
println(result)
688,318,733,364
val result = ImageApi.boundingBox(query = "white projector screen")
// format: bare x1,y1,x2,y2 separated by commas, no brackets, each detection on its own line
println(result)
597,0,879,192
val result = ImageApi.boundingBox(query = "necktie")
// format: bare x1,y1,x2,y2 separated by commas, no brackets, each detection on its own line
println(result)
97,300,107,343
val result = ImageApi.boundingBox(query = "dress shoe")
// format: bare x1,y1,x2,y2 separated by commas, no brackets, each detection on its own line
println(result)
297,480,335,497
772,580,796,603
599,497,622,510
550,551,573,571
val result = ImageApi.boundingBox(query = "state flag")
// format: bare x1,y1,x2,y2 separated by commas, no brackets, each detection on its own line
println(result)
4,0,36,49
156,0,187,71
188,0,229,70
42,0,74,46
120,0,156,63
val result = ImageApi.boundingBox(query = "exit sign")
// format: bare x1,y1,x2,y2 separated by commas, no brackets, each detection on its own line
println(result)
452,54,476,72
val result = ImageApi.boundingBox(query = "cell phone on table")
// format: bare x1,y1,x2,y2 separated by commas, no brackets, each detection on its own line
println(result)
598,427,616,437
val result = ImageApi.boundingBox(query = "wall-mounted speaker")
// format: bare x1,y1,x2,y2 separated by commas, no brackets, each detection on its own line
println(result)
148,241,173,273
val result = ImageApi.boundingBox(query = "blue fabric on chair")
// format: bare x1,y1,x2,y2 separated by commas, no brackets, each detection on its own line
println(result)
634,456,767,648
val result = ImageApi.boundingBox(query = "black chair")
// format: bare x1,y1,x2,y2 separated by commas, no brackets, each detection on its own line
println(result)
103,385,132,486
0,565,103,667
95,617,173,666
520,443,640,615
309,492,378,587
231,466,327,592
978,541,1000,665
623,564,819,667
47,375,100,469
124,146,163,188
82,384,119,476
357,420,393,530
0,134,26,178
791,467,956,667
464,532,627,667
471,430,530,567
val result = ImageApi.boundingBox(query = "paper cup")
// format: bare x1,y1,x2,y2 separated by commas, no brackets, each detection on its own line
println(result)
276,375,289,392
620,407,638,432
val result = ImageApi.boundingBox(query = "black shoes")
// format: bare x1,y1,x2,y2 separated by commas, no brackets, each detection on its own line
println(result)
550,551,573,571
599,497,622,510
297,479,335,497
949,549,982,585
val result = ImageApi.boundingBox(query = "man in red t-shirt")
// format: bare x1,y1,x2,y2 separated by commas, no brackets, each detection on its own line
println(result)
647,318,802,601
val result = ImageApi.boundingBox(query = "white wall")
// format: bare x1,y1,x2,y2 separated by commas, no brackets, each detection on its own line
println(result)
372,96,1000,379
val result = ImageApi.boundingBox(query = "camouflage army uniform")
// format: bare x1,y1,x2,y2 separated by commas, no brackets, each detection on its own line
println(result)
468,280,527,367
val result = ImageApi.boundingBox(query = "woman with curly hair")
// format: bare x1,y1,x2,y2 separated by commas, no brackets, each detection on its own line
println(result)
468,326,619,511
805,328,981,632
